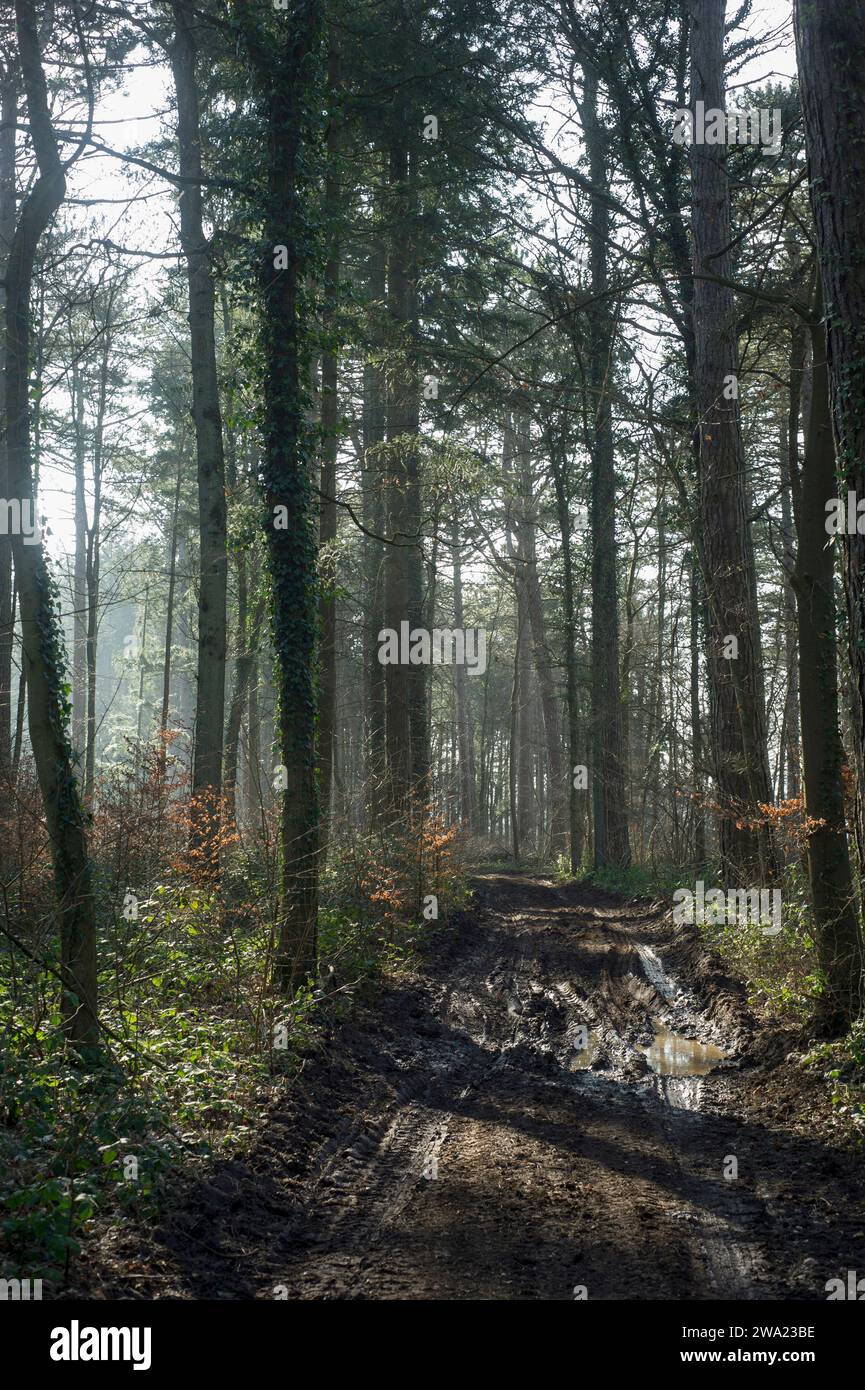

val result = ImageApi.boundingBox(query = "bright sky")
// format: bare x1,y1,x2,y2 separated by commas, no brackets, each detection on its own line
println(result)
733,1,796,83
38,44,173,569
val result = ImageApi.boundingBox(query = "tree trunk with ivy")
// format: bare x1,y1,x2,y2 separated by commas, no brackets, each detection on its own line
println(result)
237,0,322,992
7,0,97,1048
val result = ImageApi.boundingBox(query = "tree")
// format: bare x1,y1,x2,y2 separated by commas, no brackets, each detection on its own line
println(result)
169,0,228,870
689,0,775,885
317,31,341,861
0,42,16,785
791,281,865,1030
6,0,96,1047
235,0,323,991
583,68,630,870
795,0,865,962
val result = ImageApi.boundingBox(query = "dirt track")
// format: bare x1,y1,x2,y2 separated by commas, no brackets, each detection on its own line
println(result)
85,870,865,1301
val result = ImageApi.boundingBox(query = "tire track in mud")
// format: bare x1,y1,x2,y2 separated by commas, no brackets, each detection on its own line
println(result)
246,872,811,1299
86,868,865,1301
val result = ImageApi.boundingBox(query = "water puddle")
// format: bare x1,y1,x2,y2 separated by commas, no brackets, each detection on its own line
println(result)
644,1022,725,1077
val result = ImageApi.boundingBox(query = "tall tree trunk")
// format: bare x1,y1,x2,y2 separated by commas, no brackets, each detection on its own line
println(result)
551,449,585,873
792,295,865,1030
135,584,150,745
689,0,775,885
503,416,532,855
170,0,228,868
236,0,322,990
84,496,100,802
244,653,262,830
451,514,476,831
173,530,194,747
383,129,425,811
509,615,521,858
317,36,340,861
12,643,25,783
689,549,706,870
0,63,16,783
82,310,112,802
513,416,568,858
159,459,183,752
583,70,630,869
795,0,865,961
362,235,387,825
779,402,801,802
225,591,265,828
7,0,96,1048
516,602,534,852
651,468,667,840
71,366,87,761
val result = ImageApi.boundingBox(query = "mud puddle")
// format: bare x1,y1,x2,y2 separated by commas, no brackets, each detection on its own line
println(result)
644,1022,726,1078
634,941,727,1080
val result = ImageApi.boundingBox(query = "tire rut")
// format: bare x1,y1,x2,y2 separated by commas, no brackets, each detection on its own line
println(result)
84,868,865,1301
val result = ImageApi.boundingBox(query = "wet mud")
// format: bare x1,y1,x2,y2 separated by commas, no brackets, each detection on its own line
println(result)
80,870,865,1301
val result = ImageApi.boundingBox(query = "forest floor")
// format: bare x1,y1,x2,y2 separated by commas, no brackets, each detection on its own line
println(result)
77,869,865,1300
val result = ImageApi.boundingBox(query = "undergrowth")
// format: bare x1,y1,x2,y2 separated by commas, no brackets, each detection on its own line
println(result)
0,746,466,1289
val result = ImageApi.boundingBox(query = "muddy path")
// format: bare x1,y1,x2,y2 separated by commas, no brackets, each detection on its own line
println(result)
84,870,865,1301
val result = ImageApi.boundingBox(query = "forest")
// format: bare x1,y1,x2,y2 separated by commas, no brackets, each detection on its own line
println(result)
2,0,865,1323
